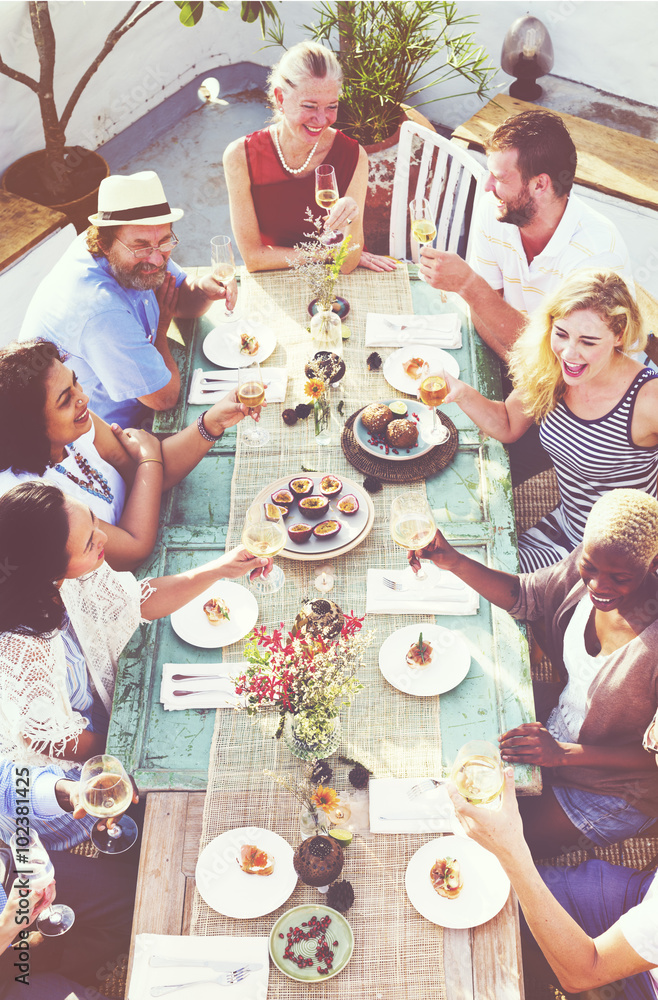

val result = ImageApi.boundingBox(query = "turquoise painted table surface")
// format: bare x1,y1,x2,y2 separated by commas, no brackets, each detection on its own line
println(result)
106,267,537,791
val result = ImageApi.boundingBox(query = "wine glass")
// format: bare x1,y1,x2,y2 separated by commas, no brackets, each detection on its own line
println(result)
419,369,450,445
409,197,436,283
9,830,75,936
241,500,286,594
451,740,505,809
210,235,236,318
79,755,138,855
315,164,340,245
237,362,269,449
390,493,437,584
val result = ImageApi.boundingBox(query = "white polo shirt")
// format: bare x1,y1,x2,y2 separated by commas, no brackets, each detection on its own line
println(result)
469,191,635,316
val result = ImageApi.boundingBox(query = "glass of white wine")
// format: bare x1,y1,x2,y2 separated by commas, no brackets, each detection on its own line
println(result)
315,163,341,245
390,493,437,585
210,234,236,318
241,500,286,594
10,830,75,936
409,197,436,283
79,754,137,855
237,362,268,449
451,740,505,810
418,368,450,445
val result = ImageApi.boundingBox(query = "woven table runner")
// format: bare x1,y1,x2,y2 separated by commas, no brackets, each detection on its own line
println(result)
191,267,447,998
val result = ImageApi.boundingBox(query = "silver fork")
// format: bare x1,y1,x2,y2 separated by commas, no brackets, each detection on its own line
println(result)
407,778,445,800
150,966,253,996
382,576,407,592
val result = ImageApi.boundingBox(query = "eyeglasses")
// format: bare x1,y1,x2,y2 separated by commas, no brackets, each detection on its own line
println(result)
644,718,658,754
114,233,179,259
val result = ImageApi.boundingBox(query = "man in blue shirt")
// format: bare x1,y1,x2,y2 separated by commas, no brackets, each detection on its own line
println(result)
20,170,237,427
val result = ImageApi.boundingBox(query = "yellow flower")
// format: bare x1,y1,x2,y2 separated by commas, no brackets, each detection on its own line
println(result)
305,378,325,400
311,785,340,811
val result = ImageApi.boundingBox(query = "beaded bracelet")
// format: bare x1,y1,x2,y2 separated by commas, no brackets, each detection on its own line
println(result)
197,410,224,442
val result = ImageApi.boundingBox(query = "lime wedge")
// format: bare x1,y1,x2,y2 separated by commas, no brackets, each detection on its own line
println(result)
329,828,353,846
341,325,352,340
389,400,408,416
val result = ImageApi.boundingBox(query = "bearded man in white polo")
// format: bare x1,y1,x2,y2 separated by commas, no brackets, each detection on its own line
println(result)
20,171,236,427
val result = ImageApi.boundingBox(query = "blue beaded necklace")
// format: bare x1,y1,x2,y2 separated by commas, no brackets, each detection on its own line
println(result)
53,444,114,504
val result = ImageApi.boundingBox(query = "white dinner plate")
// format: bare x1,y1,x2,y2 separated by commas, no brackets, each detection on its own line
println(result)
196,827,297,918
383,346,460,396
378,624,471,696
354,401,443,462
169,580,258,649
251,474,375,561
202,319,276,368
405,835,510,929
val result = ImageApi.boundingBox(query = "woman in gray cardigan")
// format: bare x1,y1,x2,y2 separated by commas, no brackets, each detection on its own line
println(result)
409,488,658,857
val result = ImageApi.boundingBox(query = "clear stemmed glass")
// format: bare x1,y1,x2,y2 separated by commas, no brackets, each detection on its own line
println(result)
210,235,236,318
241,500,286,594
451,740,505,808
237,362,269,449
9,830,75,936
79,755,138,855
315,163,340,244
409,196,435,283
390,493,437,584
418,368,450,445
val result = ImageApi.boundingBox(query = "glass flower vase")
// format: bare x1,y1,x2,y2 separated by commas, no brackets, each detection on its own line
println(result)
310,307,342,357
313,389,332,445
283,714,341,761
298,805,329,840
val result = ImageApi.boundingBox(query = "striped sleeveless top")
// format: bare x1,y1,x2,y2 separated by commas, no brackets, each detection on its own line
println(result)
539,367,658,548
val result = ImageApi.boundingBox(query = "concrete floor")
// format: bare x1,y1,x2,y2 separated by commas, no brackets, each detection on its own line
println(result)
98,62,658,295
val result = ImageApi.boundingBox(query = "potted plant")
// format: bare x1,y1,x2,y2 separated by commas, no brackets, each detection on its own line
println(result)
266,1,495,251
0,0,279,230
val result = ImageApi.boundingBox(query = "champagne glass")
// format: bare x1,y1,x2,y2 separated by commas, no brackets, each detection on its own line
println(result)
409,196,436,283
79,755,138,855
210,235,236,318
241,500,286,594
9,830,75,936
451,740,505,809
315,163,340,245
390,493,437,584
237,362,269,449
419,369,450,445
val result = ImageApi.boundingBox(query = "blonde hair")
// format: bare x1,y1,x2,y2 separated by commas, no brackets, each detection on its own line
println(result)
509,270,645,422
583,489,658,565
267,41,342,117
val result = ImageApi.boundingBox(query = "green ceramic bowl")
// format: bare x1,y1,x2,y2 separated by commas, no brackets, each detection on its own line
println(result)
269,903,354,982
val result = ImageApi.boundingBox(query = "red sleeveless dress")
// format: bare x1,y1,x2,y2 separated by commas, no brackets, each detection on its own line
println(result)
244,128,360,247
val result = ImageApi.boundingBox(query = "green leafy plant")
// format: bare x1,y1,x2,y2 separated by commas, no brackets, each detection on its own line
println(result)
267,1,495,146
0,0,280,202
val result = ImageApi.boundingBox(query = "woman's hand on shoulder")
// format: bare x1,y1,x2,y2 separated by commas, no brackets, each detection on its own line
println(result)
110,425,163,465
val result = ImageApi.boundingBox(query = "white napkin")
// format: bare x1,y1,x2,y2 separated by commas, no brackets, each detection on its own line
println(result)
369,778,453,834
365,313,462,349
366,569,479,615
188,367,288,405
160,662,246,711
129,932,269,1000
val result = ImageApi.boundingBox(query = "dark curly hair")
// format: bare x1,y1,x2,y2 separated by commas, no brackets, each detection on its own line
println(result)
0,340,66,476
0,482,69,635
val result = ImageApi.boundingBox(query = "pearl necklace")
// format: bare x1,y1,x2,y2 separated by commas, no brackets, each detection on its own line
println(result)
272,125,318,175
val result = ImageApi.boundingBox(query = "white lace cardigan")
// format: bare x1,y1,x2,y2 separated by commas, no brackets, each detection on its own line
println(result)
0,561,150,767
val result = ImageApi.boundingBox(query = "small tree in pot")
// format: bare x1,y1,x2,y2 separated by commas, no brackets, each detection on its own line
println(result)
0,0,279,215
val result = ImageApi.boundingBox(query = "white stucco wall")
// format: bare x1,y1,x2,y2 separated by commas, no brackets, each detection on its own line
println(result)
0,0,656,176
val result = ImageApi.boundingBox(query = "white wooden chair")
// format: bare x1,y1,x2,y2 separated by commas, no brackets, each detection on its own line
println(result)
389,120,487,263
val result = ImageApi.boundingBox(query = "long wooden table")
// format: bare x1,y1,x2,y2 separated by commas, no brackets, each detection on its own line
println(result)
113,265,532,1000
452,93,658,211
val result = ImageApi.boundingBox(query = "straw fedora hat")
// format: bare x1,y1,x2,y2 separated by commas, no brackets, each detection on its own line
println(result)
88,170,184,226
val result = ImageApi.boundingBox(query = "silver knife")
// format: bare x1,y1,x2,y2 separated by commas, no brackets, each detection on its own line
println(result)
173,688,235,697
171,672,229,681
149,956,263,972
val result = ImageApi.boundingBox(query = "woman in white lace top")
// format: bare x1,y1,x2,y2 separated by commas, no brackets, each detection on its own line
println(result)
0,339,263,571
0,481,272,847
